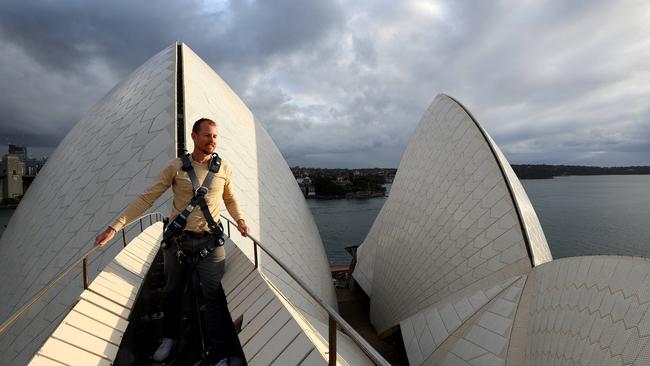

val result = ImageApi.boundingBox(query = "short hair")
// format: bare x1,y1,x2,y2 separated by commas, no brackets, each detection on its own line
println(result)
192,118,217,133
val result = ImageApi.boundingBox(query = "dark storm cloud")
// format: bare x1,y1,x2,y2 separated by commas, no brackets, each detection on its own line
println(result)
0,0,343,154
0,0,648,167
0,0,192,74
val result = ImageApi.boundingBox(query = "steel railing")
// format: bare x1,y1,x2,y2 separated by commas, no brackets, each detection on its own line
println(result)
0,212,163,336
1,212,389,365
220,215,389,366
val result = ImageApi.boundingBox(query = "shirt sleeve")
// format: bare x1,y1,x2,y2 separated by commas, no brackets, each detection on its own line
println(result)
222,162,243,222
110,160,177,231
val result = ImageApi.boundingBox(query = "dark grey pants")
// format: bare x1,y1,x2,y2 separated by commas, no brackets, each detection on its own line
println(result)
162,234,227,356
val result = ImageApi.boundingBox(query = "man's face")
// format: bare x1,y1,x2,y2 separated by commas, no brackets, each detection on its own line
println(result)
191,122,218,155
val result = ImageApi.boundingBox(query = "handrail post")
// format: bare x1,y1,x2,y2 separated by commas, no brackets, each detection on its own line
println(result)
329,315,337,366
149,214,152,225
0,211,169,338
227,220,231,237
214,214,390,365
82,257,89,290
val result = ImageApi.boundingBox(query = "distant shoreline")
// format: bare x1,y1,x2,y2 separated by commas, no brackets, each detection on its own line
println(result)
512,165,650,180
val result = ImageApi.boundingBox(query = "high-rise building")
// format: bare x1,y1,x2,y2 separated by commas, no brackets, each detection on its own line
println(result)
8,144,27,161
2,154,23,200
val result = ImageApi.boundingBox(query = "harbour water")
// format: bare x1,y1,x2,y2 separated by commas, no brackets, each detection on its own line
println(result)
523,175,650,259
309,175,650,265
2,176,649,266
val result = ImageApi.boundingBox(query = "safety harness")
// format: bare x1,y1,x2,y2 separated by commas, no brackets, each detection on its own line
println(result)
162,152,226,260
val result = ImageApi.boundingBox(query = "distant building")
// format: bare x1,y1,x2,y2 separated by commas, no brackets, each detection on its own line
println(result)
335,176,351,185
2,154,24,200
23,157,46,177
296,178,308,197
1,145,47,198
8,144,27,161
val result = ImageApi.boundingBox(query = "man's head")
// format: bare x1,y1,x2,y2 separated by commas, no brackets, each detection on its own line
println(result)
191,118,218,155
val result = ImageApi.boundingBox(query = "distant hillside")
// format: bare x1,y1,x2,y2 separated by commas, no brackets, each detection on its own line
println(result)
511,165,650,179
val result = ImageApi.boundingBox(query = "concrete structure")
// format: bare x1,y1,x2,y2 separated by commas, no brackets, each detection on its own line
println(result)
0,43,345,365
2,154,24,200
354,94,650,365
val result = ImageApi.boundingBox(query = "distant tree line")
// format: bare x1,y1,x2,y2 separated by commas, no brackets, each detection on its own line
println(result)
511,165,650,179
291,167,395,198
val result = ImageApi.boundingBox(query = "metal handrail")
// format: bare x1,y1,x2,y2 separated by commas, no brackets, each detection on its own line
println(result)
220,215,390,366
1,212,388,365
0,212,163,336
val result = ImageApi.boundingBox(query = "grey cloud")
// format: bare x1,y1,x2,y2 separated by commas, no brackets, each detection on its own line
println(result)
0,0,194,74
353,36,377,68
226,0,343,58
0,0,344,157
0,0,648,168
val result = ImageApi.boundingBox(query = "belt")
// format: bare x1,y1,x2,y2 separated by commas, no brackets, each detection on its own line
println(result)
183,231,212,239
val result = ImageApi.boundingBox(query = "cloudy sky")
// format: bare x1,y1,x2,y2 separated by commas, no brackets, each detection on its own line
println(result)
0,0,648,168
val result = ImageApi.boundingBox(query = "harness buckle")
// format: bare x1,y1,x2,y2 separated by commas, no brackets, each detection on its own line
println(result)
199,245,214,258
195,186,208,197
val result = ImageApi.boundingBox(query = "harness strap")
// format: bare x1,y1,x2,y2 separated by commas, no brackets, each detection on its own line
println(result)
180,153,223,233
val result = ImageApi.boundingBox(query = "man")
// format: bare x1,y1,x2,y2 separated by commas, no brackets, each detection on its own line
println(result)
95,118,248,364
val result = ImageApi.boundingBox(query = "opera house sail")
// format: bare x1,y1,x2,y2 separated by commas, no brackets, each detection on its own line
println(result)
0,43,373,366
2,42,650,366
353,94,650,365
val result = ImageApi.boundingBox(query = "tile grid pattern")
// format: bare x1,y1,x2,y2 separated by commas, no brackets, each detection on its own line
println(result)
481,131,552,266
221,237,370,365
524,256,650,366
0,44,177,365
438,275,526,366
401,276,522,365
355,94,650,365
181,44,336,321
29,225,368,366
29,223,163,366
354,94,536,333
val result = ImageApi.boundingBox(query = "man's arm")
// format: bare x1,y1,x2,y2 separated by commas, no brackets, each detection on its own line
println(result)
95,160,177,246
222,164,248,237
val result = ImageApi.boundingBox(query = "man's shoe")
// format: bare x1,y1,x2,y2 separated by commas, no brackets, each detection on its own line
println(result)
153,338,176,361
212,358,228,366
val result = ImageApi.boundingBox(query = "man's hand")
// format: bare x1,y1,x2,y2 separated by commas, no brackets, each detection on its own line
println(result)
95,227,116,247
237,219,249,237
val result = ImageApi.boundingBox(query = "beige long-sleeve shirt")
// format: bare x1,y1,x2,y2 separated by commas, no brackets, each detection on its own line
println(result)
111,156,243,232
